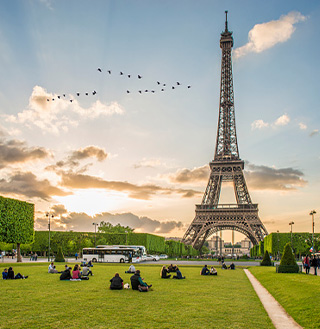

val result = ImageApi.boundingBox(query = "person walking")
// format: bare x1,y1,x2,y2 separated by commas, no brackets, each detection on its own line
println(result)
303,255,310,274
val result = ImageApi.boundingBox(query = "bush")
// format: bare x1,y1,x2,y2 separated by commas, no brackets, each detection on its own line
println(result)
278,242,299,273
261,250,272,266
55,246,65,262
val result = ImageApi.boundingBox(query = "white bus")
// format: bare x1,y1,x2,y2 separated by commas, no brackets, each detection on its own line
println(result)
82,246,136,263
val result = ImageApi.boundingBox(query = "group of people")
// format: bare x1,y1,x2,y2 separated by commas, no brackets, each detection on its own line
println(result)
2,267,28,279
201,265,218,275
55,262,93,280
109,268,152,292
161,265,185,279
303,255,319,275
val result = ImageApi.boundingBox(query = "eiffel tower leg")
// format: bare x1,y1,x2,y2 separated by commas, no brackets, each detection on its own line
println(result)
233,172,252,204
202,174,222,206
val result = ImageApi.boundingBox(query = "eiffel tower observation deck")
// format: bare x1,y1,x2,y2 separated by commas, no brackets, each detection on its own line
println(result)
182,12,268,250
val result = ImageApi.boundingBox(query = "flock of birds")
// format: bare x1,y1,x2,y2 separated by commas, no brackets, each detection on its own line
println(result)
46,68,192,103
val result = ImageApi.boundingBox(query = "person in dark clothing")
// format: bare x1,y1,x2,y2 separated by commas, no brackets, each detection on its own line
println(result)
60,267,72,280
201,265,210,275
7,267,27,279
160,266,171,279
168,264,178,273
110,273,123,290
311,256,318,276
130,270,152,292
229,263,235,270
222,262,228,270
304,255,310,274
2,268,8,279
172,268,185,279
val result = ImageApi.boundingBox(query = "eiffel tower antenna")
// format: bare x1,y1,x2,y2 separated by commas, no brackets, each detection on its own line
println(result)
182,12,268,250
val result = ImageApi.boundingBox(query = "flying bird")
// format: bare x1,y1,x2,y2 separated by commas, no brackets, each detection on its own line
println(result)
97,68,102,72
172,86,175,89
120,72,124,75
57,96,60,99
151,90,155,93
139,90,142,94
108,70,111,74
161,89,164,92
127,90,130,93
92,91,97,95
163,84,166,86
187,85,191,88
157,81,160,85
47,99,49,101
138,75,142,79
177,82,181,85
76,93,80,96
70,100,73,103
85,93,88,96
63,94,66,97
52,98,55,101
145,90,148,92
128,75,131,78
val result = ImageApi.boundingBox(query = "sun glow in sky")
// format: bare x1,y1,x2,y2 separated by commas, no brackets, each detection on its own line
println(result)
0,0,319,242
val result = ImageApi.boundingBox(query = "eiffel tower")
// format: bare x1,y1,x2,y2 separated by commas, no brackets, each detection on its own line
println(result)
182,12,268,250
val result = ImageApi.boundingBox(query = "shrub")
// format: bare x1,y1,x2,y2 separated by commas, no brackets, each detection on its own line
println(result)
261,250,272,266
55,246,65,262
278,242,299,273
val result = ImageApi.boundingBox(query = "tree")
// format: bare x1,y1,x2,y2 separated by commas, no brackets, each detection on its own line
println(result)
278,242,299,273
98,221,134,234
261,250,272,266
55,246,65,262
0,196,34,262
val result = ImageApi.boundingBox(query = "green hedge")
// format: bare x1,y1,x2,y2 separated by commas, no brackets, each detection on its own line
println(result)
0,196,34,244
261,250,272,266
276,265,299,273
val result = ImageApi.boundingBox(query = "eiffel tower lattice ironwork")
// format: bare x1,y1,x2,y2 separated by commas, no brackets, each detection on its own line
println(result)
182,12,268,250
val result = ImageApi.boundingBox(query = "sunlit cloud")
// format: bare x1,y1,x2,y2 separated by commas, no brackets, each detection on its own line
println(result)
251,119,269,130
299,123,307,130
133,158,171,169
274,114,290,126
0,171,70,200
310,129,319,137
35,210,185,234
245,162,307,190
234,11,306,59
168,165,209,184
3,86,124,135
0,137,49,169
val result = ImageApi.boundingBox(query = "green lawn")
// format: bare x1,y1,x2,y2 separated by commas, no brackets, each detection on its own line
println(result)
0,263,273,329
249,267,320,329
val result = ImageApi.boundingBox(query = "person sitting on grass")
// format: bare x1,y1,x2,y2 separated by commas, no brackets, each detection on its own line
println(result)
81,264,93,277
88,260,93,267
7,267,28,279
160,265,171,279
130,270,152,292
60,266,72,280
71,264,88,280
2,268,8,279
48,262,59,274
110,273,123,290
210,266,217,275
168,264,178,273
172,267,185,279
201,265,210,275
125,264,136,274
229,263,235,270
221,262,228,270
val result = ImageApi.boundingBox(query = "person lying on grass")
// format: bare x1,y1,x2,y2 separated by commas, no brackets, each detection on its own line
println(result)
130,270,152,292
110,273,124,290
172,267,185,279
160,265,171,279
7,267,28,279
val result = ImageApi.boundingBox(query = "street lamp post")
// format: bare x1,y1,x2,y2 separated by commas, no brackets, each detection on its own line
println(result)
92,222,98,247
310,210,316,255
46,212,54,262
277,230,280,261
125,230,128,245
289,222,294,247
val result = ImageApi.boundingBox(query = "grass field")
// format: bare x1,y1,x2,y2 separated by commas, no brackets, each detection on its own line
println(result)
0,263,273,329
249,267,320,329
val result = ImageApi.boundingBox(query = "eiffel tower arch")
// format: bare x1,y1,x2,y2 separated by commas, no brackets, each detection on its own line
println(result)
182,12,268,250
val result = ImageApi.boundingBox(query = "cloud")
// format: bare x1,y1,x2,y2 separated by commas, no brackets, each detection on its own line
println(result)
69,146,108,162
251,119,269,130
0,171,71,200
58,171,201,200
274,114,290,126
50,204,68,216
245,162,307,190
168,165,210,183
36,211,185,234
4,86,124,135
234,12,306,58
310,129,319,137
299,123,307,130
251,114,290,130
0,137,49,169
134,158,168,169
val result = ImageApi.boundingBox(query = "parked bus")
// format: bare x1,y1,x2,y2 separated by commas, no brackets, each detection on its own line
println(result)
82,246,136,263
82,245,147,263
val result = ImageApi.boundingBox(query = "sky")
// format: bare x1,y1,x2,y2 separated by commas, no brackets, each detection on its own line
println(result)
0,0,319,242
